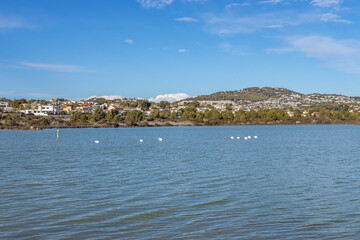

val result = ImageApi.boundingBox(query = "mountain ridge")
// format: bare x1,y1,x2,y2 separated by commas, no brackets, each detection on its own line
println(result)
184,87,357,102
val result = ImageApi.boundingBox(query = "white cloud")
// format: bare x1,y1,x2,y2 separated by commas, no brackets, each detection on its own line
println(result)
204,7,350,35
124,39,134,44
264,24,283,28
87,95,124,100
0,91,53,98
320,13,350,23
259,0,283,4
178,48,189,53
219,42,247,55
311,0,342,7
136,0,174,8
0,15,25,29
225,3,250,10
204,11,320,35
268,35,360,73
219,42,232,52
149,93,191,102
20,62,92,72
175,17,198,22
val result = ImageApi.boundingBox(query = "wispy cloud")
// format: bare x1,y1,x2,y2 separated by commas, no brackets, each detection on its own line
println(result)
175,17,198,22
259,0,283,4
204,7,349,35
264,24,283,28
0,15,25,29
186,0,207,2
225,3,250,10
320,13,350,23
149,93,191,102
136,0,206,8
311,0,342,8
178,49,189,53
136,0,174,8
219,42,248,55
268,35,360,73
203,11,320,35
0,91,54,98
20,62,92,72
124,39,134,44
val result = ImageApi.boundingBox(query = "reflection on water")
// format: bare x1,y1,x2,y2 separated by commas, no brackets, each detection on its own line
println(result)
1,125,360,239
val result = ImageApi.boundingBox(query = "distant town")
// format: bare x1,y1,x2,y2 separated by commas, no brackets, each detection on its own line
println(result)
1,87,360,130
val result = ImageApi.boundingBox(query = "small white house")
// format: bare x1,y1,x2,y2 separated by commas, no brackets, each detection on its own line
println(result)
23,105,60,116
0,102,8,108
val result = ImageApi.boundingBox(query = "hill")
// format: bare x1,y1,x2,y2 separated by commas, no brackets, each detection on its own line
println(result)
187,87,301,102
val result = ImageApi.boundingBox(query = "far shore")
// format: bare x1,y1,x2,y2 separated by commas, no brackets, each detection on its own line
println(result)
1,118,359,131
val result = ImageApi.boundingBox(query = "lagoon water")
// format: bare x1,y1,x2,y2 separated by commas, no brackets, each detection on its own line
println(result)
1,125,360,239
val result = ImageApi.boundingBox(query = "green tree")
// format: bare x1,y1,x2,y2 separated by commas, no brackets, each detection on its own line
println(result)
105,110,119,123
158,101,170,109
292,110,302,118
205,109,221,120
221,111,234,120
149,110,161,120
139,100,151,111
182,111,196,119
331,111,343,120
234,111,246,123
125,110,145,125
196,112,205,120
170,111,178,120
70,112,81,122
97,99,106,105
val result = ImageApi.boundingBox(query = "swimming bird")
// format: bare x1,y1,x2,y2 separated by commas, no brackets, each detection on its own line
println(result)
254,136,258,139
237,137,240,139
230,136,234,139
139,139,143,143
244,137,248,140
94,140,100,144
158,138,163,142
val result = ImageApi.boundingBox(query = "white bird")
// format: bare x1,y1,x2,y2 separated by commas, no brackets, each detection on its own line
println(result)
248,136,251,139
94,140,100,144
254,136,258,139
230,136,234,139
158,138,163,142
236,136,240,139
244,137,248,140
139,139,143,143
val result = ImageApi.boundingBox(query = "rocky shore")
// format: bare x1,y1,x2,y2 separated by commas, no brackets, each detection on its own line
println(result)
1,115,359,131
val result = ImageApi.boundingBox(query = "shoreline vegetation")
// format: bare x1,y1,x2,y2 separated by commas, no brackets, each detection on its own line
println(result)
2,87,360,130
1,110,360,130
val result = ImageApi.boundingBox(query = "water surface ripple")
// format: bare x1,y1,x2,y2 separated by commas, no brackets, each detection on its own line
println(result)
1,125,360,239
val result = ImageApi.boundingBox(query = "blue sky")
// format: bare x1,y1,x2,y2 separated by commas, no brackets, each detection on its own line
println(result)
1,0,360,101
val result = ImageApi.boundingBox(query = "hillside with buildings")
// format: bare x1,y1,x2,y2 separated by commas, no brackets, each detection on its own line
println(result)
1,87,360,130
182,87,359,110
188,87,300,102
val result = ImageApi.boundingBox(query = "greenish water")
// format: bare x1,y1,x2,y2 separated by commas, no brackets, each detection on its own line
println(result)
1,125,360,239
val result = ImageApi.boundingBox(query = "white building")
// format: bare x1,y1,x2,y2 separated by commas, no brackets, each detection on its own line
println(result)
23,105,60,116
0,102,8,108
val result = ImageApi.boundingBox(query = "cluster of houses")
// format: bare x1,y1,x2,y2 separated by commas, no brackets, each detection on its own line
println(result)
0,99,164,117
181,93,360,112
1,92,360,118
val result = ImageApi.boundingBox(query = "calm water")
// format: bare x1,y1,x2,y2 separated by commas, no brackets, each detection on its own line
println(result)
1,125,360,239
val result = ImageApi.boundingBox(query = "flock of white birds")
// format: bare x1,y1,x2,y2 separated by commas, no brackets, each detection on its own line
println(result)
93,136,258,144
231,136,258,140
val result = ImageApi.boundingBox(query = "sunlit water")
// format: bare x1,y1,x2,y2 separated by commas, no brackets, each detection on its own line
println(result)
1,125,360,239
